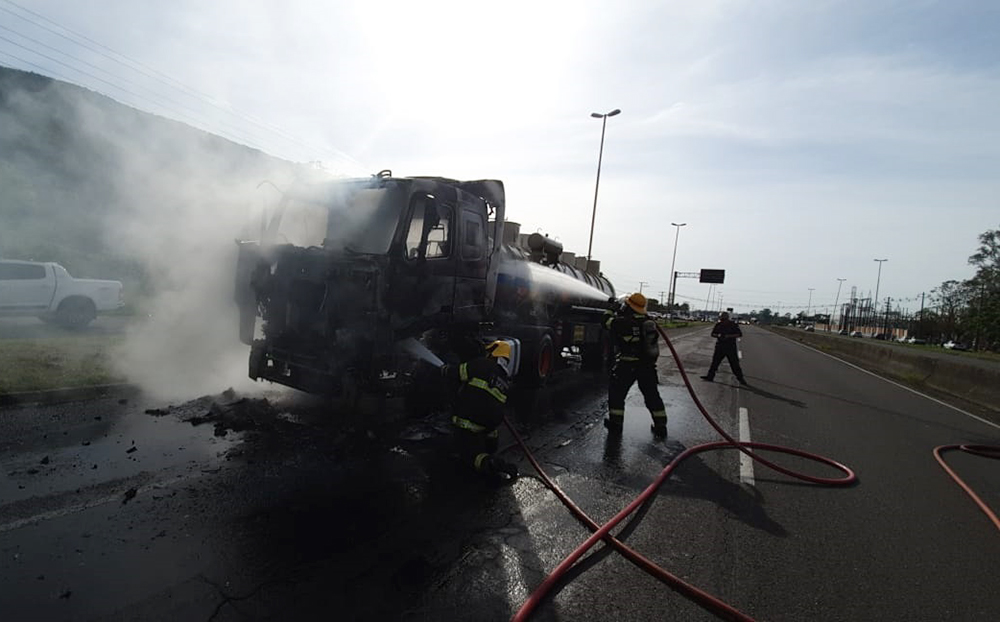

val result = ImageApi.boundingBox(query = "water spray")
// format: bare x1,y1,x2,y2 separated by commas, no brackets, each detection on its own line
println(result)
397,337,445,368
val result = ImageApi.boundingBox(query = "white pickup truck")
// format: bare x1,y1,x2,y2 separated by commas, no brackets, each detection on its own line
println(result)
0,259,124,327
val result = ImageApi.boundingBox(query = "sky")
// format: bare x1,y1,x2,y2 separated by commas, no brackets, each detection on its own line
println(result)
2,0,998,317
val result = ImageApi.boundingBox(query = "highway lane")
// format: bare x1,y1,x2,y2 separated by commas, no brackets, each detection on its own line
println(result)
1,324,996,621
710,325,1000,621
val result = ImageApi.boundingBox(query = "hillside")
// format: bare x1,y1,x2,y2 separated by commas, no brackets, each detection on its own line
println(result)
0,64,304,297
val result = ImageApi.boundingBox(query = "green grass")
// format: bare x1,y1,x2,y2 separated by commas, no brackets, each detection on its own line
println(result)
0,335,124,394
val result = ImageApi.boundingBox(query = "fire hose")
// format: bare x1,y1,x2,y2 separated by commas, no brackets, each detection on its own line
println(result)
503,324,999,621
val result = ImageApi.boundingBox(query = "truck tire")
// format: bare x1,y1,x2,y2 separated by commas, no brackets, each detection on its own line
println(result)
55,297,97,328
528,333,555,385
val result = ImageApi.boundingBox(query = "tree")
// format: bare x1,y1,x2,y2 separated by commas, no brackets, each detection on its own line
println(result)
967,225,1000,350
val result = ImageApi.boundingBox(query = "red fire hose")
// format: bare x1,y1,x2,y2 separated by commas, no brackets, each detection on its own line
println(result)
505,325,999,621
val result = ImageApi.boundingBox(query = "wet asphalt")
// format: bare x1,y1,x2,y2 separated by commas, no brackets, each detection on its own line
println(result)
3,325,999,621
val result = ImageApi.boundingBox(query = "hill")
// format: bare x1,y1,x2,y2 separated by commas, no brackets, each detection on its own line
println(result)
0,64,304,297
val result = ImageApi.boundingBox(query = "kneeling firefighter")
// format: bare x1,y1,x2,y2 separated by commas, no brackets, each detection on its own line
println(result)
440,340,519,482
603,292,668,438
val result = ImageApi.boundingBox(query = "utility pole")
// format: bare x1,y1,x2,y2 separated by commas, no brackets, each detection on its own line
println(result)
807,288,815,319
833,278,846,332
976,281,986,350
873,258,888,327
918,292,925,337
667,222,686,307
638,281,648,295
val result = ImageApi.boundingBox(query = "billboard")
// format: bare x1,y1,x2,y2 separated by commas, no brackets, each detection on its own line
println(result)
700,269,725,284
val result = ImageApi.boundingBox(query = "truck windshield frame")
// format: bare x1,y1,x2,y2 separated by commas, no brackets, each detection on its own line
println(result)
272,181,407,255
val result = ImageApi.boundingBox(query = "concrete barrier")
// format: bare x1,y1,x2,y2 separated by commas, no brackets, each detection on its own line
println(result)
769,328,1000,414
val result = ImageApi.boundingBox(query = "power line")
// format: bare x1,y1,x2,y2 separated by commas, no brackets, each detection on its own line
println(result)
0,27,282,150
0,0,363,170
0,32,263,148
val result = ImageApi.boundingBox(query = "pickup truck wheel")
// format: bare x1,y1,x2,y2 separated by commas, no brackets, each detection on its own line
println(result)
56,297,97,328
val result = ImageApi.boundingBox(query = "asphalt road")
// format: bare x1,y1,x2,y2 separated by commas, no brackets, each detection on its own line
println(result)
1,325,997,621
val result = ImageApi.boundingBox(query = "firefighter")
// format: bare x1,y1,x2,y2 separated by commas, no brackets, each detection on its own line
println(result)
700,311,747,385
440,340,519,482
603,292,668,438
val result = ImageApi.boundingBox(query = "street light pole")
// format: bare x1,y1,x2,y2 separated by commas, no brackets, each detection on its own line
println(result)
807,288,815,318
586,108,621,262
667,222,686,309
873,258,888,328
833,278,846,331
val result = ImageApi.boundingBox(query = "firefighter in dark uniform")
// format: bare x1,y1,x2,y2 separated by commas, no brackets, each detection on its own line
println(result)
603,292,668,438
700,311,748,385
440,340,519,481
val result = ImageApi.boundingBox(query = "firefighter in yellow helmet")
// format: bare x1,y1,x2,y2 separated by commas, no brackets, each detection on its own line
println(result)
603,292,667,438
440,340,519,482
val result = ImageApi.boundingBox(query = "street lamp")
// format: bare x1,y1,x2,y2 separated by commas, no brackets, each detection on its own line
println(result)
586,108,621,261
807,288,815,318
833,278,846,331
667,222,686,309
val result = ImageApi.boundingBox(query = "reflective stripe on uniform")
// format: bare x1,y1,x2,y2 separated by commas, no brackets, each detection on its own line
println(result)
474,453,491,471
459,362,469,382
468,377,507,403
609,408,625,416
452,416,487,433
619,356,640,361
651,410,667,421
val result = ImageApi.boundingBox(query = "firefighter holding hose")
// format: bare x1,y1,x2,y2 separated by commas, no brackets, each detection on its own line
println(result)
603,292,668,438
440,340,519,483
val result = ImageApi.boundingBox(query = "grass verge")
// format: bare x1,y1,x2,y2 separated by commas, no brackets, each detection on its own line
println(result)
0,335,124,394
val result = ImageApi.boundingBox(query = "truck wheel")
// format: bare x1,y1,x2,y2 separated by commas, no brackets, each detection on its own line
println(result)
56,298,96,328
532,333,555,383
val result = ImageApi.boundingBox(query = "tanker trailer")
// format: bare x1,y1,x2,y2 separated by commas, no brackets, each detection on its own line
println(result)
489,232,615,382
234,171,616,399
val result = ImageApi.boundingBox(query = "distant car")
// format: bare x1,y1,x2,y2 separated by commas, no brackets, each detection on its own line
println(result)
907,337,927,345
850,331,863,338
873,333,888,340
838,329,849,335
804,325,815,332
943,340,968,351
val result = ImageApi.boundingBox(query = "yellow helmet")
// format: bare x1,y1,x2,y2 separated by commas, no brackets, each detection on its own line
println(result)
486,340,512,359
626,292,647,314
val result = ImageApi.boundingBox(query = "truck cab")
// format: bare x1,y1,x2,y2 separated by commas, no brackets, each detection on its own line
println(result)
235,172,505,396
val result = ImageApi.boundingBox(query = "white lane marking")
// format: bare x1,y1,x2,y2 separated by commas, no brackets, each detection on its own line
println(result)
0,472,201,534
738,407,755,486
778,334,1000,431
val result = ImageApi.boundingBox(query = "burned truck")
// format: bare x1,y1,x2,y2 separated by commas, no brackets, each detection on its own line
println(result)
234,171,616,399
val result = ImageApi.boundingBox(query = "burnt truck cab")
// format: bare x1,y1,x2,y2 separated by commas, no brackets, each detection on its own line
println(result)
235,171,508,396
235,170,616,398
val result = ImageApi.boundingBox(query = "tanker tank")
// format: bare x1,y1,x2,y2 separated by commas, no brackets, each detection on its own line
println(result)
492,242,615,325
